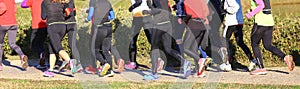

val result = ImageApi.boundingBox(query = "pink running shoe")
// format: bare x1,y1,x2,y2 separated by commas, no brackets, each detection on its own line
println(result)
125,62,136,69
250,68,267,75
43,70,55,77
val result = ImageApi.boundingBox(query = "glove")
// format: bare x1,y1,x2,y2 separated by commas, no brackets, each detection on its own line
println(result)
64,8,72,17
85,18,89,23
21,0,29,8
171,5,177,11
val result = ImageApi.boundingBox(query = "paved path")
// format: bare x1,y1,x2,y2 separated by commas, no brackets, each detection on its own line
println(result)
0,59,299,86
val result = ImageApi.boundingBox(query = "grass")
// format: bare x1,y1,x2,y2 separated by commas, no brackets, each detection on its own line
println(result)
0,79,299,89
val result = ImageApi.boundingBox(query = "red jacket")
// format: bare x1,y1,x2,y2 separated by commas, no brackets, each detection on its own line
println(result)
184,0,209,19
0,0,17,26
26,0,47,29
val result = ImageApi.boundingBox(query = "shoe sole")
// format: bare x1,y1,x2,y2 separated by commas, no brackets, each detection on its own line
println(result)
100,64,110,77
71,59,77,74
250,72,267,75
43,75,54,77
22,56,28,70
117,59,125,73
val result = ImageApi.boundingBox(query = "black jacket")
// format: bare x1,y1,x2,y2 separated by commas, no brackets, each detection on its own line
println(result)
41,0,65,24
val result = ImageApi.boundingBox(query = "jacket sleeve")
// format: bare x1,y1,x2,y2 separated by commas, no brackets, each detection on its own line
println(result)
129,0,142,12
246,0,264,18
225,0,239,14
41,1,47,20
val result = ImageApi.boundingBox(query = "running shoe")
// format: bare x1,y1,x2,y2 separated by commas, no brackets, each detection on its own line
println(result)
248,59,257,71
43,70,55,77
70,59,77,74
195,58,207,78
58,61,68,71
99,63,111,77
84,65,97,74
21,55,28,70
157,58,164,71
219,63,232,72
76,64,83,73
117,59,125,73
102,70,114,77
143,73,159,80
250,68,267,75
284,55,295,71
125,62,136,69
183,60,192,78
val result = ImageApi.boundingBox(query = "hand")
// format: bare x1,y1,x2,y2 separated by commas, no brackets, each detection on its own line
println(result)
246,13,252,19
177,18,182,24
85,18,89,23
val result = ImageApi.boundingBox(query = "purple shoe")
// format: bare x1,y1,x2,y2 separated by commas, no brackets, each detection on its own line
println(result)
125,62,136,69
43,70,55,77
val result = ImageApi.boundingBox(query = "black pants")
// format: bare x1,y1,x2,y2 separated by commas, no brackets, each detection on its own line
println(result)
66,24,80,62
222,25,253,62
128,16,152,64
251,24,286,68
0,25,25,65
48,24,67,54
151,28,185,74
92,24,113,70
31,28,47,55
183,18,206,70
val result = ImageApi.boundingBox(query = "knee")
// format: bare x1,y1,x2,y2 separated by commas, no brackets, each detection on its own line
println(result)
263,44,273,51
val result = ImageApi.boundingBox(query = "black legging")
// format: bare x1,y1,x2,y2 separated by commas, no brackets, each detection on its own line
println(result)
93,24,113,70
0,25,25,65
66,24,81,65
223,25,253,62
30,28,47,55
151,28,185,74
47,24,67,54
251,24,286,68
128,16,152,64
183,18,206,70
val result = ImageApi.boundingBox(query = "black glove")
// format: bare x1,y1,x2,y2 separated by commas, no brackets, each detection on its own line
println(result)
172,5,177,11
182,14,191,22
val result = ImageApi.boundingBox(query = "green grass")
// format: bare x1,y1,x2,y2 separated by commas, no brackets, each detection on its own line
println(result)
0,79,299,89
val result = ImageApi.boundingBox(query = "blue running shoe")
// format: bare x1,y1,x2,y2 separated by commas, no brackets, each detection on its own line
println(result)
183,60,191,78
143,73,159,80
